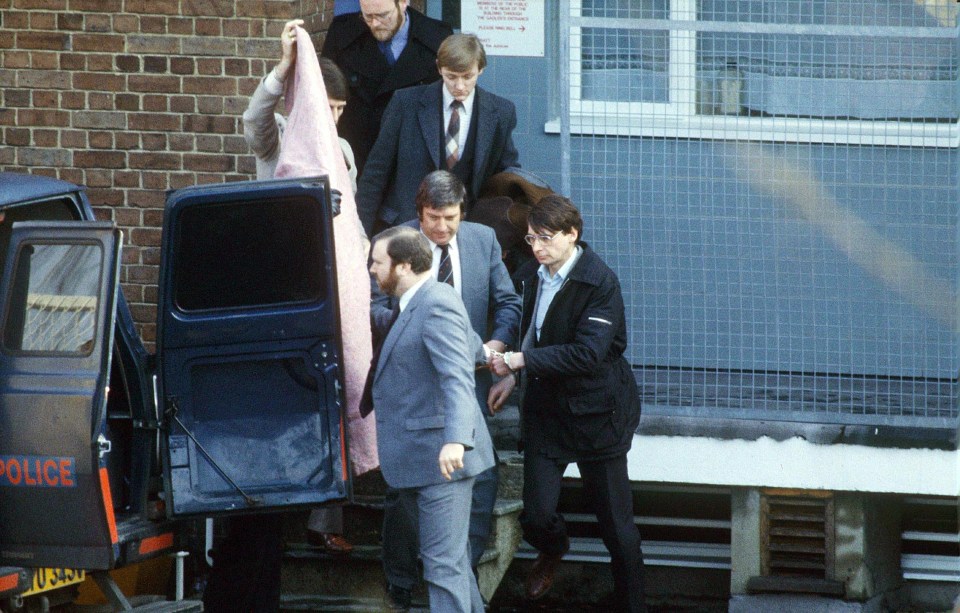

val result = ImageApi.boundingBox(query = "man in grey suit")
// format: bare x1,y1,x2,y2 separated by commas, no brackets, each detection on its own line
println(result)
356,33,520,236
368,226,495,613
372,171,520,608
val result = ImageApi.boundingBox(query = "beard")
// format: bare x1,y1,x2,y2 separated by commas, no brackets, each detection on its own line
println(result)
376,267,400,296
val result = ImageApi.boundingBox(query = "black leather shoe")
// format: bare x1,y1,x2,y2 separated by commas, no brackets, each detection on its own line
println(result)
386,583,412,611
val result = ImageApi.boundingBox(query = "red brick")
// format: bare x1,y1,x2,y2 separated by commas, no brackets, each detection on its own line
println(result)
113,15,139,34
142,246,161,266
238,38,275,60
116,132,140,150
58,168,84,184
86,187,124,206
84,14,112,33
182,0,235,17
18,108,69,126
126,0,179,15
170,96,195,113
125,189,166,209
75,150,126,168
183,76,235,96
129,151,182,171
87,54,115,72
170,57,195,75
142,171,168,190
18,69,70,89
0,109,15,127
5,128,30,146
197,96,223,114
168,134,195,151
236,1,296,19
139,16,166,34
0,31,15,50
73,72,126,92
168,17,193,35
60,90,86,109
143,209,164,226
5,89,30,107
32,90,57,107
224,58,248,76
129,112,181,132
196,58,222,75
116,55,140,72
195,173,226,185
184,153,234,173
5,12,29,29
31,51,58,69
18,147,70,167
115,93,139,111
72,0,122,11
223,96,249,115
140,323,156,345
74,110,125,129
196,134,222,152
224,135,248,154
142,133,167,150
85,168,114,187
57,13,84,30
89,131,114,149
73,33,124,53
60,129,86,148
30,12,57,29
126,35,179,54
143,95,168,112
144,56,168,73
182,37,235,57
223,19,251,38
88,93,113,110
60,53,85,70
5,51,30,68
113,205,142,223
17,31,69,50
128,74,181,94
196,18,221,36
168,172,196,189
33,129,57,147
183,114,236,134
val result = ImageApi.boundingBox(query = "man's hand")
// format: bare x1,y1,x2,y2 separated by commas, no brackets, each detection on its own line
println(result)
491,351,525,377
487,375,516,415
274,19,304,82
438,443,465,480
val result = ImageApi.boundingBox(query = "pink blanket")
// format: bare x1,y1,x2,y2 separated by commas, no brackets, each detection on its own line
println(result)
275,28,378,476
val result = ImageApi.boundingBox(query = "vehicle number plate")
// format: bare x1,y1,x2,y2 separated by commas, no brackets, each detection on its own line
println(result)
22,568,85,596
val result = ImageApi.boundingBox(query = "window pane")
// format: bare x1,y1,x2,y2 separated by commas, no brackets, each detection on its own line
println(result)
582,0,667,20
582,28,669,103
174,197,327,311
4,243,101,354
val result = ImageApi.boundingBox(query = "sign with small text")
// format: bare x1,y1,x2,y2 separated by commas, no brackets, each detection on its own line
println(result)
462,0,545,57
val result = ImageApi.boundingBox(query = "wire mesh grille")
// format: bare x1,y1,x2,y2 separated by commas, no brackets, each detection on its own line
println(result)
563,0,960,424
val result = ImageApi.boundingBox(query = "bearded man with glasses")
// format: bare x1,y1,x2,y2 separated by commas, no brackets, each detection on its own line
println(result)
322,0,452,176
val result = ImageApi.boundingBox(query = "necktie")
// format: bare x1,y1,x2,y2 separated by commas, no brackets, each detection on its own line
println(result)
437,244,454,287
359,305,400,417
445,101,461,169
379,41,396,66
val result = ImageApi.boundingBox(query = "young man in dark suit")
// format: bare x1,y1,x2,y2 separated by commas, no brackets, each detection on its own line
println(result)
322,0,452,174
356,33,521,236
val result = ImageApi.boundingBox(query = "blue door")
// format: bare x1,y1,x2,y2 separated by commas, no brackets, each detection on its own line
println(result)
0,221,122,569
157,177,349,516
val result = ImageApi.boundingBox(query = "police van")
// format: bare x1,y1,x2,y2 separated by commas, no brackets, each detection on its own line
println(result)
0,172,350,611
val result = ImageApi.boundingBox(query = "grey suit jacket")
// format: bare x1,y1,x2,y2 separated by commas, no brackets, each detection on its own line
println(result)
356,81,520,235
371,221,521,399
372,278,495,489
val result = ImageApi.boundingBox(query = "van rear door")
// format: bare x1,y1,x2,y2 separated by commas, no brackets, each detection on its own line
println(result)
0,222,122,570
157,177,349,516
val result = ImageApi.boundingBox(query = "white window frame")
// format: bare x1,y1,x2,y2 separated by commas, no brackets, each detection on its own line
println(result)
549,0,960,147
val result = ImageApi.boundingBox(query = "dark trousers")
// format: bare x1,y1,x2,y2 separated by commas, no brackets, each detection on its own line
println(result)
520,452,647,613
202,513,284,613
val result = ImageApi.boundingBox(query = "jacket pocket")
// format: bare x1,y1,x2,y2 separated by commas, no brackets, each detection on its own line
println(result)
565,378,616,416
405,414,445,430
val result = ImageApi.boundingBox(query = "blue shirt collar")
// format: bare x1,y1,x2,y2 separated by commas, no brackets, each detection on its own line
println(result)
537,245,583,286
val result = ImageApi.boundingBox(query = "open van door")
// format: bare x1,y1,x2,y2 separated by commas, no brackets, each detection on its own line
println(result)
157,177,349,517
0,222,122,570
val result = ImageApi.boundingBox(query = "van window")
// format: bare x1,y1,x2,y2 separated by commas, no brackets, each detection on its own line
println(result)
173,197,327,312
3,242,101,354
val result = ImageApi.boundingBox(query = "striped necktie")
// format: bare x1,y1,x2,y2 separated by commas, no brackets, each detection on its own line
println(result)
445,101,462,169
437,244,454,287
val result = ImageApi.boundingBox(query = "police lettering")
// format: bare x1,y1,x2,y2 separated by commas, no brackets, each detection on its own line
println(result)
0,455,76,488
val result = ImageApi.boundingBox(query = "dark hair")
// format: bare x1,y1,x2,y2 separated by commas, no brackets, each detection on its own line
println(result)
373,226,433,274
528,195,583,243
437,33,487,72
318,56,350,101
415,170,466,215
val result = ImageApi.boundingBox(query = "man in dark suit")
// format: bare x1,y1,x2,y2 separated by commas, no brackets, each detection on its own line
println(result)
371,171,520,607
356,33,520,236
321,0,452,174
368,225,495,612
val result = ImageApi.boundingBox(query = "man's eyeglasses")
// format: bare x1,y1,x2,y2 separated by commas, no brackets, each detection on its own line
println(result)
524,231,562,246
360,4,398,25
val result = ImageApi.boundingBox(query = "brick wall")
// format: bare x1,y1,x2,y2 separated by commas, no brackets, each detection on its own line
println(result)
0,0,346,346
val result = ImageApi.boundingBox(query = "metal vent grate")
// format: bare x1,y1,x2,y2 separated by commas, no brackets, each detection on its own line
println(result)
761,491,834,579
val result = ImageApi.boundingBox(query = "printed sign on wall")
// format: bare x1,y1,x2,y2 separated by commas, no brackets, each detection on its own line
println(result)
461,0,545,57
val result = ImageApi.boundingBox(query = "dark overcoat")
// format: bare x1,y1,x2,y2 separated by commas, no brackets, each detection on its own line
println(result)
517,244,641,462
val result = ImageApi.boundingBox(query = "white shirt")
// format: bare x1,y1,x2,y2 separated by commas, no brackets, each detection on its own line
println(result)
423,233,462,297
535,246,583,340
442,87,475,155
399,274,430,312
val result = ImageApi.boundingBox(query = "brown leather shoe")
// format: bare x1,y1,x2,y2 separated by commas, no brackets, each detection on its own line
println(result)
307,531,354,554
524,550,565,601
